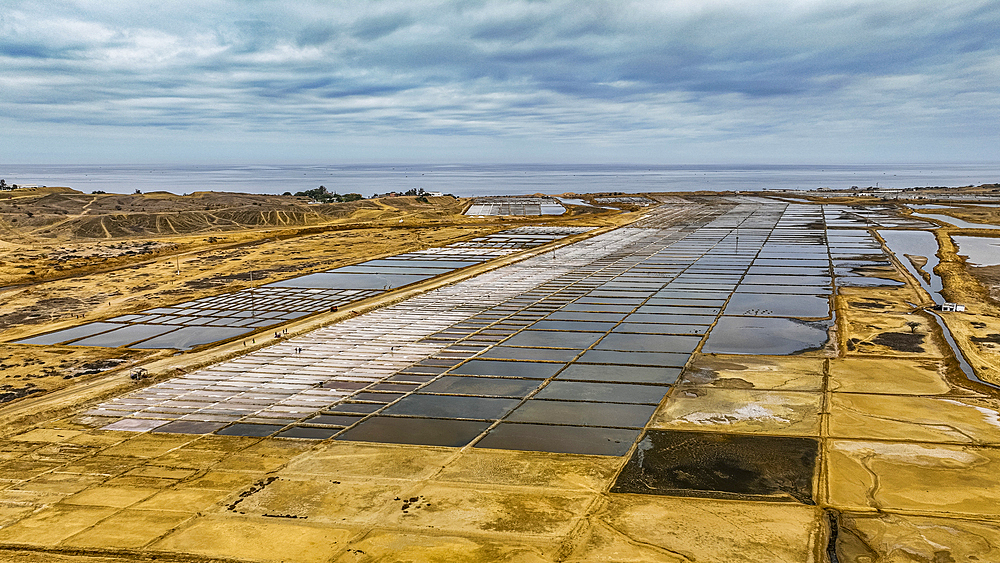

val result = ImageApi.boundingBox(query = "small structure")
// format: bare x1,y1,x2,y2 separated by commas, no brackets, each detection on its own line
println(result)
941,302,966,312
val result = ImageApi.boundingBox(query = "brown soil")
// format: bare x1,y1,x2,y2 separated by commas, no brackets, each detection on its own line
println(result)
871,331,925,353
0,344,161,405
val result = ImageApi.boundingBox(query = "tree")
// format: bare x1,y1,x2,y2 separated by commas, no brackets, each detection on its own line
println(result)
294,186,364,203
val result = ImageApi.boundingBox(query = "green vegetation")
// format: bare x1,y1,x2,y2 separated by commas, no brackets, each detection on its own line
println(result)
295,185,363,203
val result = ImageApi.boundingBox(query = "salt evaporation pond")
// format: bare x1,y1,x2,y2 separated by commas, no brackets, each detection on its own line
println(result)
952,235,1000,266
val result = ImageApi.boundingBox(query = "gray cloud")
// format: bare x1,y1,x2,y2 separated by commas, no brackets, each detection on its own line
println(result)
1,0,998,163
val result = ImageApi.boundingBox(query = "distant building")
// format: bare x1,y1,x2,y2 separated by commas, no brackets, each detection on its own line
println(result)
941,302,966,312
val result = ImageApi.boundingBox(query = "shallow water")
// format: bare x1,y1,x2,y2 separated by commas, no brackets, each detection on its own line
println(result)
338,416,490,447
612,430,818,502
474,423,639,456
878,230,943,304
383,394,520,420
478,346,581,362
506,399,657,428
452,360,565,378
724,293,831,318
911,212,1000,230
15,322,124,345
554,364,682,384
534,380,669,404
71,324,179,347
926,310,999,389
418,376,540,397
952,235,1000,266
129,326,253,350
702,317,831,355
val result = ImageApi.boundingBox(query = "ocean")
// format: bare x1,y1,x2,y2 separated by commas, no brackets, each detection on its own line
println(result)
2,163,997,197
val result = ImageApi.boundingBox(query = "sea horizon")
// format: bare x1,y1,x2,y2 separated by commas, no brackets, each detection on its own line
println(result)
2,162,997,198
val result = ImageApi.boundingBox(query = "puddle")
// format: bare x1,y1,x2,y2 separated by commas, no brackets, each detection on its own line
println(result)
337,416,490,447
703,317,831,355
612,430,818,503
475,423,639,456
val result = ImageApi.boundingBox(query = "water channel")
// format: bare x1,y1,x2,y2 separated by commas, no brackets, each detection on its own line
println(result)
879,229,999,389
910,212,1000,230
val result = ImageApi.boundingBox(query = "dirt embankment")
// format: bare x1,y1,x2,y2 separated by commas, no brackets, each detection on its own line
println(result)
932,230,1000,387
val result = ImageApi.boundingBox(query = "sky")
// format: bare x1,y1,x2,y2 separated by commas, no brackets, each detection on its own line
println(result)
2,0,999,165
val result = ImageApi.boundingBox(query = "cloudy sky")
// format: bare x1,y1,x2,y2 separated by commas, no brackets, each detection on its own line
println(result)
2,0,998,164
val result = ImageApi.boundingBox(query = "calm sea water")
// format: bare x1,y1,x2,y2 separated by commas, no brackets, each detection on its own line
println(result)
2,163,997,197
